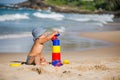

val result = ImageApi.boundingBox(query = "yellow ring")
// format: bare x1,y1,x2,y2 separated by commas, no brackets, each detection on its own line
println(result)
52,46,60,53
9,63,21,67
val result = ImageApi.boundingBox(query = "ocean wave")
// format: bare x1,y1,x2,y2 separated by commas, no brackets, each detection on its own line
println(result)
0,32,32,39
33,12,64,20
68,14,114,24
0,26,66,39
70,18,90,22
0,13,29,21
52,26,66,32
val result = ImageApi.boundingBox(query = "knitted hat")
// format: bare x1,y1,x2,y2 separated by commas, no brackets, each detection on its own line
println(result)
32,27,46,41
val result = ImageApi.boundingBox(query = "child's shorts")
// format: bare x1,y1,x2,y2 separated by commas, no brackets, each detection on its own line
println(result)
26,56,35,65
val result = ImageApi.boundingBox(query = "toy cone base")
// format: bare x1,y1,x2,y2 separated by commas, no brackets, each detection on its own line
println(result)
52,60,62,67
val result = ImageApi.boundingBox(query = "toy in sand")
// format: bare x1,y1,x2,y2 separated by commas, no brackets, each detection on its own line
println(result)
9,63,21,67
63,60,70,64
51,34,62,67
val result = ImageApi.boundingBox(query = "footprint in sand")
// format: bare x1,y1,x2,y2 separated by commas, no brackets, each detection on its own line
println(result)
31,67,47,74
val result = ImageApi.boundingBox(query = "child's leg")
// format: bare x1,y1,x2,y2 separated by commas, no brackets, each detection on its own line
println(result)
26,56,35,65
40,56,48,65
34,54,41,65
34,54,48,65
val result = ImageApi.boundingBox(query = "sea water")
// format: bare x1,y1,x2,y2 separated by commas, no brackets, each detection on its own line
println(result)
0,8,117,52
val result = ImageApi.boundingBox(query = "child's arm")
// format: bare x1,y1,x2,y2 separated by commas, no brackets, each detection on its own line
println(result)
38,31,58,44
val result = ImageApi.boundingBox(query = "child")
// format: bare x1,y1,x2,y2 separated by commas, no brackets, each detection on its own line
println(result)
26,27,59,65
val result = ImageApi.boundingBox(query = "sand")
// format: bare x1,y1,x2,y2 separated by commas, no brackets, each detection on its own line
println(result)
0,31,120,80
80,31,120,45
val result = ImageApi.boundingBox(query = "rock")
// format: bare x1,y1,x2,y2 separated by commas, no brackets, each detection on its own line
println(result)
16,0,120,17
17,1,31,8
17,0,49,10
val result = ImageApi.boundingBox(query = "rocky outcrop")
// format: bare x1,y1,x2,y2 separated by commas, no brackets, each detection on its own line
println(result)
17,0,49,10
16,0,120,17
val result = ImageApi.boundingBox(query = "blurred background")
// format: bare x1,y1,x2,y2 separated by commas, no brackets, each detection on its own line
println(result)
0,0,120,53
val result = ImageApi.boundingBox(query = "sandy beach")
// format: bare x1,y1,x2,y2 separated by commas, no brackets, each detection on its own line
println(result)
0,31,120,80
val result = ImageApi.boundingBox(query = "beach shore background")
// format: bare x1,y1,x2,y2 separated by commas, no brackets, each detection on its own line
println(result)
0,0,120,79
0,30,120,80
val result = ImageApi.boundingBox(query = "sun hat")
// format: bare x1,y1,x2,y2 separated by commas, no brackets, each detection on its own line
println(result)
32,27,46,41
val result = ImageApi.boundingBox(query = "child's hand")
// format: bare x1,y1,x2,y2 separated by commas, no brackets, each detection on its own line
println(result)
53,31,59,35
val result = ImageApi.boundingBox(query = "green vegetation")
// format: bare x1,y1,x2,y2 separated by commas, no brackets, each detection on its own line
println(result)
45,0,120,11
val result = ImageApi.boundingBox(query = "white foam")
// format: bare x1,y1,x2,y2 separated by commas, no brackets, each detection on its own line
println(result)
68,14,114,24
0,32,32,39
90,14,114,24
33,12,64,20
70,18,90,22
53,26,66,33
0,13,29,21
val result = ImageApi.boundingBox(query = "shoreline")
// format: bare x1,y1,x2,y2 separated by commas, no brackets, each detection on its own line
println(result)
1,7,120,18
0,1,120,18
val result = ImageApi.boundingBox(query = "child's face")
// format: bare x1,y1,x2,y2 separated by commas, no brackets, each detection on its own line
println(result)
39,35,46,39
